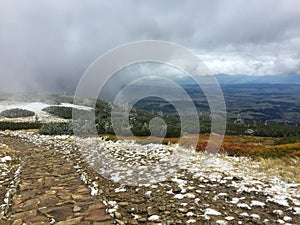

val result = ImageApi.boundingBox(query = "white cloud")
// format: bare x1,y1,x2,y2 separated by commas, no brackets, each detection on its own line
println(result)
0,0,300,92
199,40,300,75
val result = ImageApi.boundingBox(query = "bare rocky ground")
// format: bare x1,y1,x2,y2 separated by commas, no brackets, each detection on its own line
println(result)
0,133,114,225
0,131,300,225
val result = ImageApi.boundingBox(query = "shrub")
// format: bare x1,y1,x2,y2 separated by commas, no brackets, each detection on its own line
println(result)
42,106,92,120
96,119,115,135
0,121,41,130
274,136,299,145
72,120,97,135
0,108,35,118
39,122,73,135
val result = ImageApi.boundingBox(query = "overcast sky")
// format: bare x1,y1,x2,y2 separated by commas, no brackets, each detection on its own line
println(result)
0,0,300,92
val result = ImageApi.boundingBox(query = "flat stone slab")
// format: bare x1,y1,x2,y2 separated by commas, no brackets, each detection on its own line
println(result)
0,135,114,225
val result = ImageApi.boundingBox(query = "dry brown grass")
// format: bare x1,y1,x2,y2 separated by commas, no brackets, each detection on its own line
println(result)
256,157,300,183
0,145,13,152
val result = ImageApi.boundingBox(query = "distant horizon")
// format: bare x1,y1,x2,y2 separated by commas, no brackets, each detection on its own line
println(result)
1,74,300,98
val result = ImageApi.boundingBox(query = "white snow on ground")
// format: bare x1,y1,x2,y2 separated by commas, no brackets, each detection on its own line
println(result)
60,103,93,111
0,101,93,123
183,152,300,209
0,156,12,163
215,220,227,225
186,219,196,224
0,101,50,113
294,207,300,215
7,131,300,201
0,144,21,217
204,208,222,216
237,203,251,209
148,215,160,221
250,200,265,208
2,131,300,224
225,216,234,221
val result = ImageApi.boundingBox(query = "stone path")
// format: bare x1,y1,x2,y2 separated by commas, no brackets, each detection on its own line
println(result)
2,132,300,224
0,135,114,225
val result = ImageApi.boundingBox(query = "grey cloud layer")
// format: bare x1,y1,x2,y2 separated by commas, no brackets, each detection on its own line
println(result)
0,0,299,92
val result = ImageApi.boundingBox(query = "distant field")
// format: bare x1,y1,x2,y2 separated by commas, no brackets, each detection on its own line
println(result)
134,83,300,125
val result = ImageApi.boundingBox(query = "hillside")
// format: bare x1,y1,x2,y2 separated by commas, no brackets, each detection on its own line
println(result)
0,93,299,224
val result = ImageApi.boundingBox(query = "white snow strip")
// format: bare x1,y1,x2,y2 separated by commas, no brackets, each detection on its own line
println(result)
60,103,93,110
0,156,12,163
293,207,300,215
186,212,194,216
204,208,221,216
115,187,126,193
240,212,249,217
237,203,251,210
148,215,160,221
283,216,292,222
251,214,260,219
225,216,234,221
250,200,265,208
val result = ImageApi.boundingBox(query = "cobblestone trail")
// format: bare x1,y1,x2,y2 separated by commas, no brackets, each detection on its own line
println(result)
1,132,300,224
0,135,114,225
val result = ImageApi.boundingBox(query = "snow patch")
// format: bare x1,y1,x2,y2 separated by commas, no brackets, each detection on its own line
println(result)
148,215,160,221
237,203,251,210
1,156,12,163
250,200,265,208
204,208,221,216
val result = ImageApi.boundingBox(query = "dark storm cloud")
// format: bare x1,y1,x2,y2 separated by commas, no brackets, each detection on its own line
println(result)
0,0,299,92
